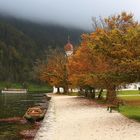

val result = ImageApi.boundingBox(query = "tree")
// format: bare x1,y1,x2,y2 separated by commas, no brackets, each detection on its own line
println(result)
69,37,109,98
69,12,140,102
89,13,140,102
38,49,69,94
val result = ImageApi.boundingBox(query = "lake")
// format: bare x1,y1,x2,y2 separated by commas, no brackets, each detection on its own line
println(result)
0,93,48,140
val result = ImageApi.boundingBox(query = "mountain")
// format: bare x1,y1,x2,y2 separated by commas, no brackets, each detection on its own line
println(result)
0,22,37,82
0,14,87,82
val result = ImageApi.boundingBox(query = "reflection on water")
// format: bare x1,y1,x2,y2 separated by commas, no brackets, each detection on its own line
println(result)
0,122,34,140
0,93,47,139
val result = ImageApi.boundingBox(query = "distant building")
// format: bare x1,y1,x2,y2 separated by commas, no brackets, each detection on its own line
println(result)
119,82,140,91
64,37,74,56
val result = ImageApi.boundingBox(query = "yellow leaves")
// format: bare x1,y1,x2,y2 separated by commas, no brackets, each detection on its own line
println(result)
90,32,96,39
121,49,131,56
81,33,89,39
104,12,137,31
110,48,133,59
119,59,140,75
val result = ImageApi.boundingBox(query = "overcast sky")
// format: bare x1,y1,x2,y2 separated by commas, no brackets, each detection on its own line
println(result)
0,0,139,29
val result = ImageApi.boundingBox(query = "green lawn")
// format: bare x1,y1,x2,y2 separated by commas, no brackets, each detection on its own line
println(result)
101,90,140,96
27,83,53,93
120,106,140,122
0,82,22,89
118,92,140,122
119,96,140,101
117,90,140,95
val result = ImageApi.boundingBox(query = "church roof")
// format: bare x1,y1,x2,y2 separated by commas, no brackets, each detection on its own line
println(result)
64,42,73,52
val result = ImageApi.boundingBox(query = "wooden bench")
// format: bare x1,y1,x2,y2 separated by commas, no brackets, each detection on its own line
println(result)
107,104,119,113
107,100,124,113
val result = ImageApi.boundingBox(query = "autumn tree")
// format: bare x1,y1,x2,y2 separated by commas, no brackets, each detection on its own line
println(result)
37,49,69,94
70,12,140,102
68,40,107,98
91,12,140,102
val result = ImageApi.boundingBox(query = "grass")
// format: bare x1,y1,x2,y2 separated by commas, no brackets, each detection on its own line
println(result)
0,82,53,93
68,92,79,96
120,106,140,122
101,90,140,97
27,83,52,93
117,91,140,122
119,96,140,101
0,82,22,89
117,90,140,95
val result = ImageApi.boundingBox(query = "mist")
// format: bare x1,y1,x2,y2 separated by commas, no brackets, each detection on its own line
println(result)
0,0,140,30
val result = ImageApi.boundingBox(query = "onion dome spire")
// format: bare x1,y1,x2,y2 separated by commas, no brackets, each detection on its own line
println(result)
64,36,74,56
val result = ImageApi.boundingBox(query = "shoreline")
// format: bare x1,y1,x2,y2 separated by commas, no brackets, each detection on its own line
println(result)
34,94,56,140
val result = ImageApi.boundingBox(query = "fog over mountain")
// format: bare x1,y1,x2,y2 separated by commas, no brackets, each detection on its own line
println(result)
0,0,140,30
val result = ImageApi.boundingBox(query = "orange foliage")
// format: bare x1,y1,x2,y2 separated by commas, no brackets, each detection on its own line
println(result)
69,12,140,102
38,12,140,102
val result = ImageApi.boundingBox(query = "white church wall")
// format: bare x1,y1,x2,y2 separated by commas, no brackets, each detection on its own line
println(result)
119,82,140,91
53,86,64,93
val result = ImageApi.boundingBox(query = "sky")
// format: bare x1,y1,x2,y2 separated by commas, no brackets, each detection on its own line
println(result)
0,0,139,30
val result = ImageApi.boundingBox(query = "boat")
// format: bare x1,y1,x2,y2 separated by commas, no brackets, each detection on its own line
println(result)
24,107,46,121
1,88,27,93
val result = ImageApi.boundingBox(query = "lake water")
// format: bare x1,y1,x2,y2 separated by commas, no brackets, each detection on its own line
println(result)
0,93,48,140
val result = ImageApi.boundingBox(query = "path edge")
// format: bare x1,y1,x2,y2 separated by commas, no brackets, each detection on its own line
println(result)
34,93,56,140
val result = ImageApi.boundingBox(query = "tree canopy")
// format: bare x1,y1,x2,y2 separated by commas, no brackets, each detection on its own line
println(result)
39,12,140,103
70,12,140,102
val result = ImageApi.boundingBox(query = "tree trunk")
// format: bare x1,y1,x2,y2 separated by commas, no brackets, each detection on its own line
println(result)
63,85,68,94
98,89,103,99
106,85,117,103
57,87,60,94
79,87,84,95
90,88,95,99
84,89,88,97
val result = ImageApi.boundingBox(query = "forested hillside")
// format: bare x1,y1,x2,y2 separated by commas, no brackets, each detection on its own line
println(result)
0,14,86,82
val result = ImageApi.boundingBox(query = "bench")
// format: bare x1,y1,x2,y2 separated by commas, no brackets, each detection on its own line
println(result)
107,100,124,113
107,104,119,113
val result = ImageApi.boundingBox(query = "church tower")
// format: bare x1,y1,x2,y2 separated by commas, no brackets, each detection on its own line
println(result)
64,36,74,56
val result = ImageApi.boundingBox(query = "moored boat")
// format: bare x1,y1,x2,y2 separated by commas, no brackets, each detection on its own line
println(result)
24,107,46,121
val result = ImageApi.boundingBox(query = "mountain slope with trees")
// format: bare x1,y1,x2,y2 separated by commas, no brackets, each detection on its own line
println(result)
0,14,86,82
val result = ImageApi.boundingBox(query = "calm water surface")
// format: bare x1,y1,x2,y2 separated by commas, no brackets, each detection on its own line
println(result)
0,93,47,140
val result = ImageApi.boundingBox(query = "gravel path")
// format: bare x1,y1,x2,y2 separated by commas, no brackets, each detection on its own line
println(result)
35,95,140,140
